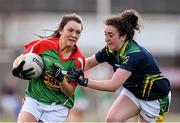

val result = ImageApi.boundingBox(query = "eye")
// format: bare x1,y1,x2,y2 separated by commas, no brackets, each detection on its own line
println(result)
109,34,113,37
76,30,81,35
105,32,114,38
68,28,73,32
105,33,113,38
104,33,107,36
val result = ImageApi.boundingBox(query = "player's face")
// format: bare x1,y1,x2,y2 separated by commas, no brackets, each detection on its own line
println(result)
104,25,125,51
60,20,82,47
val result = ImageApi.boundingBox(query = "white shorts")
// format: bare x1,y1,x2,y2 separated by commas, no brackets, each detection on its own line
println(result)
121,87,171,122
20,96,69,122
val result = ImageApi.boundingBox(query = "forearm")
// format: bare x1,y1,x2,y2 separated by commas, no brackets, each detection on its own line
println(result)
60,77,75,97
86,69,131,92
84,56,100,71
87,79,119,92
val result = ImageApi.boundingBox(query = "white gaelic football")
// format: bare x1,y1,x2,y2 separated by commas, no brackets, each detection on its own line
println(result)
18,53,44,79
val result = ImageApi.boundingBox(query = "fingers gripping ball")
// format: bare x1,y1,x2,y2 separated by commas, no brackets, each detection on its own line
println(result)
17,53,44,79
12,60,34,80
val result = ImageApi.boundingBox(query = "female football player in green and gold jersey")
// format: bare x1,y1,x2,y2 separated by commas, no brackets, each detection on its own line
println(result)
67,9,171,122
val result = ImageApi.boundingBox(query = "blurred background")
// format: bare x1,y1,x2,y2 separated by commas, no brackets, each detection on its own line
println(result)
0,0,180,122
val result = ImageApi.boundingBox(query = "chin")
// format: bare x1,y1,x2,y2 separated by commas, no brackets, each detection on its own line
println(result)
107,46,115,51
67,42,76,47
68,43,75,47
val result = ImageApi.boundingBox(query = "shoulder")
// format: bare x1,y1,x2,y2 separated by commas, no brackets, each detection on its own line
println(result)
95,46,113,63
95,46,110,57
99,46,112,55
123,40,147,58
125,40,142,54
24,37,59,54
128,41,153,60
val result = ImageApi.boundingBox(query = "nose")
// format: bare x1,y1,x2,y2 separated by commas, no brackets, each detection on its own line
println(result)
72,31,77,37
105,36,109,42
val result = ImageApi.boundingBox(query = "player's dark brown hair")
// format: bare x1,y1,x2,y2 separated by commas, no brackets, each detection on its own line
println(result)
105,9,143,40
50,13,83,38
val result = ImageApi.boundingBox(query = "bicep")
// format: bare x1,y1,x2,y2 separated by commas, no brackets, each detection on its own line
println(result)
84,55,100,71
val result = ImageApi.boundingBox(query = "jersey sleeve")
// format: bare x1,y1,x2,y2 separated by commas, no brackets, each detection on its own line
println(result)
95,46,109,63
119,52,144,72
23,40,39,54
73,46,85,70
23,38,58,55
74,57,85,70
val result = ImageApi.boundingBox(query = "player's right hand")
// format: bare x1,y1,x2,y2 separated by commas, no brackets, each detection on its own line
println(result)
67,68,88,86
43,63,64,90
12,60,34,80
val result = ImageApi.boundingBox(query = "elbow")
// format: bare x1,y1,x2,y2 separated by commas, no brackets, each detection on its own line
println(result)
64,93,72,97
108,89,116,92
61,88,74,97
108,86,119,92
107,80,122,92
111,89,117,92
64,91,74,97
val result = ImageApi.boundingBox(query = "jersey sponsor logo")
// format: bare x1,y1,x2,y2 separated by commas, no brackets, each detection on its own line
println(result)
44,71,61,90
44,57,64,69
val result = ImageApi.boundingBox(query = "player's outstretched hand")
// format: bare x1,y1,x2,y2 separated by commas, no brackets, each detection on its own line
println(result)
12,60,34,80
67,68,88,86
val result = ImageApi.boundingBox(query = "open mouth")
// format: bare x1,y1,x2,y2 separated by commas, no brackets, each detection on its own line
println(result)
69,39,76,43
107,42,112,46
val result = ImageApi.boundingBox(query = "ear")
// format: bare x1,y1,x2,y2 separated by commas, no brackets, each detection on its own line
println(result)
120,34,127,41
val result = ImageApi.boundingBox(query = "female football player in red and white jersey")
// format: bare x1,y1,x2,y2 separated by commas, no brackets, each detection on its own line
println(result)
12,13,85,122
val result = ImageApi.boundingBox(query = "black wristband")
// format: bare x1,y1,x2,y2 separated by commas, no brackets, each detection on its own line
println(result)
80,78,88,86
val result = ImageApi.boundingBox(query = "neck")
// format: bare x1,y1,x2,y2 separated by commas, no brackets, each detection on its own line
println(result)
61,46,73,54
116,40,125,51
59,40,75,59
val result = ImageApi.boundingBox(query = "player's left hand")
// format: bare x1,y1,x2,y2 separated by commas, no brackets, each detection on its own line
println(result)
12,60,34,80
67,68,88,86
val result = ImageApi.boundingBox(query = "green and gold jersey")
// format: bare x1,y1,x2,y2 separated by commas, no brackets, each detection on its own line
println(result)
95,40,171,100
23,37,85,108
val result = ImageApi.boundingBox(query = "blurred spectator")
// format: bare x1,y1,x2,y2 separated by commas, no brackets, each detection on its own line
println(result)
0,73,23,121
67,86,89,122
96,91,115,121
